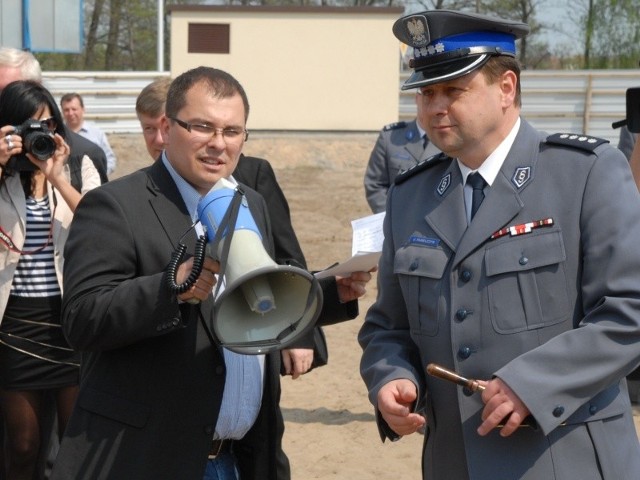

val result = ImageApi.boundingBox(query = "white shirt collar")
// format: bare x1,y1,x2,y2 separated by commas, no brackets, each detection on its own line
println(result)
457,117,521,186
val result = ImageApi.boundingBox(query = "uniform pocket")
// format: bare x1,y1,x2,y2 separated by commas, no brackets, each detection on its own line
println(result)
395,243,449,335
485,229,570,334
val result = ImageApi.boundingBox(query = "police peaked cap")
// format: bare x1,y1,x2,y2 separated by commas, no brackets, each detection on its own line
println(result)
394,10,530,90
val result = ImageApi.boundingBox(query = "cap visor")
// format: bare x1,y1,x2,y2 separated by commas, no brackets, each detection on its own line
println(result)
402,54,490,90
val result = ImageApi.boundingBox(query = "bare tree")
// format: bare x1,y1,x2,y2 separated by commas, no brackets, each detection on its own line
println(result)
84,0,107,69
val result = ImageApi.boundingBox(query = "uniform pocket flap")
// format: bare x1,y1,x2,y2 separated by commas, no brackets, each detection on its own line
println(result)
395,244,449,279
485,230,566,277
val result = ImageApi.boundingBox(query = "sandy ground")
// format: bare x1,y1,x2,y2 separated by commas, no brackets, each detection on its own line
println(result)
108,132,640,479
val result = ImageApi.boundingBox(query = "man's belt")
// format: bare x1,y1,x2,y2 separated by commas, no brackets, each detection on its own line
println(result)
208,439,233,460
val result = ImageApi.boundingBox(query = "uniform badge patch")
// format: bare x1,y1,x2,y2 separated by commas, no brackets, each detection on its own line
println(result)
437,173,451,196
406,16,429,47
512,167,531,189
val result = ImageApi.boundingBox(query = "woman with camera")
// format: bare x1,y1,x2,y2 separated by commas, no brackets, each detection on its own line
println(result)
0,80,100,480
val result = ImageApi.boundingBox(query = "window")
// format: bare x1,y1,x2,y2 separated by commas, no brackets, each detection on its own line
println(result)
188,24,230,54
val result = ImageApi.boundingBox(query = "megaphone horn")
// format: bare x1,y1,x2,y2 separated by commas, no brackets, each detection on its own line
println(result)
197,179,323,355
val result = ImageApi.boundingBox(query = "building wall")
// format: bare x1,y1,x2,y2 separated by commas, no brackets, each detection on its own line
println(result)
167,6,403,131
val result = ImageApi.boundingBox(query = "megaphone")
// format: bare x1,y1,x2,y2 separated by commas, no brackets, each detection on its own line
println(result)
197,178,323,355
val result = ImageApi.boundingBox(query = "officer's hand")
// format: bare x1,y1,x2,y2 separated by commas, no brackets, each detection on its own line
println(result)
377,379,425,436
477,377,530,437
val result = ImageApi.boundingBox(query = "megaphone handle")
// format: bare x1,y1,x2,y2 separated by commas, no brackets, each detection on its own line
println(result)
210,188,245,302
165,235,207,294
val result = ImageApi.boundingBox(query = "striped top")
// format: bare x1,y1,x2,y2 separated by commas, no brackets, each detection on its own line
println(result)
10,195,60,297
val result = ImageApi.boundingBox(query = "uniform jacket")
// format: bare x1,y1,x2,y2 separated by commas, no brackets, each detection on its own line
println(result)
51,160,286,480
364,119,440,213
0,157,100,321
360,119,640,480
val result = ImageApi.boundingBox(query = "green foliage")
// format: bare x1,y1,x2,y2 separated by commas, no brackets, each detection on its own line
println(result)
32,0,640,71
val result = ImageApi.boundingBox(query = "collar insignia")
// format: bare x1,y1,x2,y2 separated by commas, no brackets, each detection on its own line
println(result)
512,167,531,189
437,173,451,196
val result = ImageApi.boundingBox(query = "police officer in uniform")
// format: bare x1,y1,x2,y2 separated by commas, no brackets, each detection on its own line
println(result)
359,9,640,480
364,92,440,213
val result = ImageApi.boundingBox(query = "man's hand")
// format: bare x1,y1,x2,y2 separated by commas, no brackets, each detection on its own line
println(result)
281,348,314,379
477,377,530,437
377,379,425,436
176,257,219,304
336,269,375,303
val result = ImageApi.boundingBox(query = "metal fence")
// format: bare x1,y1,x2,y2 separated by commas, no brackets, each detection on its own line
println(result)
44,70,640,144
401,70,640,144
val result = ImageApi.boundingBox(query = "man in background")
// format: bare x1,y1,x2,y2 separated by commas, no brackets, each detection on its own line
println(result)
363,91,439,213
61,92,117,175
136,76,172,160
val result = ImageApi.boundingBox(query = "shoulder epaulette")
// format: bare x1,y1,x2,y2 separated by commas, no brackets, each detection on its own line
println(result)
394,153,450,185
383,121,407,132
545,133,609,152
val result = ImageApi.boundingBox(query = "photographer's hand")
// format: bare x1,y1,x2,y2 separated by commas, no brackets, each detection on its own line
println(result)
0,125,22,167
34,133,83,211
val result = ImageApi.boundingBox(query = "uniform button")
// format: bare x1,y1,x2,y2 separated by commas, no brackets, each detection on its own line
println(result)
589,404,598,415
552,406,565,417
462,387,474,397
519,256,528,266
460,270,472,282
409,261,419,271
455,309,469,321
215,365,224,375
458,347,472,359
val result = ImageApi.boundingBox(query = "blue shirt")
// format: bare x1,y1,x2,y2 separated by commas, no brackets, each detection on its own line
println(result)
161,153,264,440
77,121,117,175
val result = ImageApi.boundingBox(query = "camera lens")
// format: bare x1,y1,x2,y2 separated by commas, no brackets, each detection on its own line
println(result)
24,131,56,161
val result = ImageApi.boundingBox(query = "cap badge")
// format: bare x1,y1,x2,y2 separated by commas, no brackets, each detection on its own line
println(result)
512,167,531,189
436,173,451,196
406,17,429,47
414,43,446,59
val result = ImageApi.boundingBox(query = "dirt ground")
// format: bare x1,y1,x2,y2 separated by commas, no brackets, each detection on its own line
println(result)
108,132,639,479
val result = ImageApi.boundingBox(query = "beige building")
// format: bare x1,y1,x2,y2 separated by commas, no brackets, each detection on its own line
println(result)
167,5,404,131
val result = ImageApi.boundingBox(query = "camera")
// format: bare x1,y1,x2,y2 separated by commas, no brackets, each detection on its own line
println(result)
5,119,57,171
626,87,640,134
14,119,57,160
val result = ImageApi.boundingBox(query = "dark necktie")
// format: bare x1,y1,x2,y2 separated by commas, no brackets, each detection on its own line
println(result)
422,134,428,149
467,172,487,221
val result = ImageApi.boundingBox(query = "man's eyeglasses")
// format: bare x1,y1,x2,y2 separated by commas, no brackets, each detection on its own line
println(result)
170,117,248,144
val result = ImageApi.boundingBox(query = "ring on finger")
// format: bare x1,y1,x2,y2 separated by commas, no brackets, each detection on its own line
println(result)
7,140,14,150
5,135,11,145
